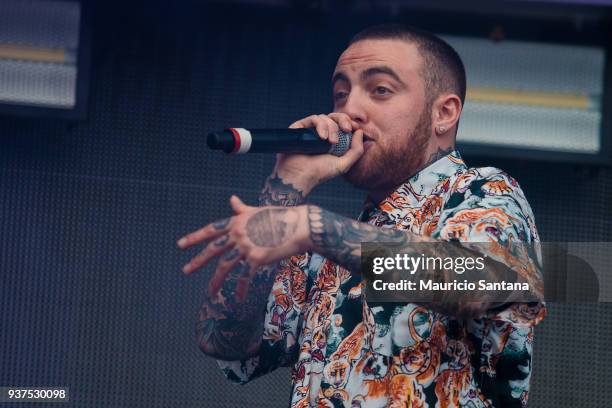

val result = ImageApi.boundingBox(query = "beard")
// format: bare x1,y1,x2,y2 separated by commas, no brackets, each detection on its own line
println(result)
343,105,432,193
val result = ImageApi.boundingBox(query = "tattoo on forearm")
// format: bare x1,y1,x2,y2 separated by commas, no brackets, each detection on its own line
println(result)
246,208,298,247
196,175,306,360
196,262,278,360
306,205,522,318
307,205,406,272
259,173,306,207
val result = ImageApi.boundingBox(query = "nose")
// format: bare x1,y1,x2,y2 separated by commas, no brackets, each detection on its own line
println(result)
338,91,367,125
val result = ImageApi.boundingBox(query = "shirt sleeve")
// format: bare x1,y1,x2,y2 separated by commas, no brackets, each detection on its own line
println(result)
432,167,546,326
216,253,311,384
427,167,547,407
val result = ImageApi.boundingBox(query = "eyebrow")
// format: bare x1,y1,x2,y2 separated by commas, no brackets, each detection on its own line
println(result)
331,72,349,87
332,65,406,87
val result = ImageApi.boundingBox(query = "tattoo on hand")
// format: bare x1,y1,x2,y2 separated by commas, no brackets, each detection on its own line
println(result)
213,218,230,230
259,173,306,207
246,208,298,247
214,234,229,247
222,248,240,261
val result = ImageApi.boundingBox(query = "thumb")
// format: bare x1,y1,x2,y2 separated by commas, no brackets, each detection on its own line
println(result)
230,195,249,214
337,129,364,172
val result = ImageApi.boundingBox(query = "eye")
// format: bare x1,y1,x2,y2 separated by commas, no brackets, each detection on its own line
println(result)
334,91,348,101
374,86,391,95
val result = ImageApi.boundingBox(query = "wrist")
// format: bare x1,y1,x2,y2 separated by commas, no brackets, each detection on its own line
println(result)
273,166,318,197
259,171,309,207
296,205,314,252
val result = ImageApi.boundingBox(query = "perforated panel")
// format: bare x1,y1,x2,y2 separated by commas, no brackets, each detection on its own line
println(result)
0,3,610,408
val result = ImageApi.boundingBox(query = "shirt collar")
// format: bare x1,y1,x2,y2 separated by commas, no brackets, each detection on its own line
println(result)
359,150,466,222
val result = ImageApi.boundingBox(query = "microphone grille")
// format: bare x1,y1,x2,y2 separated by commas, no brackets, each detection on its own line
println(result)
329,131,352,156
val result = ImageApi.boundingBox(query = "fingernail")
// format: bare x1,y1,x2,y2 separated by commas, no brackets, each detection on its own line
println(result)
182,264,191,273
177,238,187,247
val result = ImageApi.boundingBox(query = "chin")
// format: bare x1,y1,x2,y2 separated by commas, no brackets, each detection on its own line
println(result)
343,154,389,191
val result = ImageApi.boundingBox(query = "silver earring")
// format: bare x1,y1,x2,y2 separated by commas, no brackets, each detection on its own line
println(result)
438,126,445,133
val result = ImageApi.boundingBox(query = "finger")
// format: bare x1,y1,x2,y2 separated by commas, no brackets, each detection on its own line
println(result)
320,114,339,144
235,261,257,302
328,112,353,133
229,195,249,214
177,217,230,249
313,114,329,141
235,276,250,302
337,129,364,172
288,114,317,129
182,234,231,274
207,248,243,296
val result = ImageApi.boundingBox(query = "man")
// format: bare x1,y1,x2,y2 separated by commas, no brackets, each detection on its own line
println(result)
178,24,546,407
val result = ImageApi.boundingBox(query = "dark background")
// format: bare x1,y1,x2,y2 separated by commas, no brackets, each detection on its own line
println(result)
1,1,611,407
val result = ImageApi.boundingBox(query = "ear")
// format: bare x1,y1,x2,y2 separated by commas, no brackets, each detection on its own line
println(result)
432,93,462,139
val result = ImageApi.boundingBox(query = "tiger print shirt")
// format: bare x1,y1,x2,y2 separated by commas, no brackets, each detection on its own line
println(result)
217,150,547,407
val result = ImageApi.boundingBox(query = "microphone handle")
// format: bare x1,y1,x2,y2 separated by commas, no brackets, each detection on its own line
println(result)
206,127,351,155
248,128,329,154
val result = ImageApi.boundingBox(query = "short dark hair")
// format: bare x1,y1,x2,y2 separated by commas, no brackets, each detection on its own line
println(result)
349,24,466,108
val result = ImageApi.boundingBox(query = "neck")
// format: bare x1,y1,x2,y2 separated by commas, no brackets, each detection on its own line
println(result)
367,145,455,205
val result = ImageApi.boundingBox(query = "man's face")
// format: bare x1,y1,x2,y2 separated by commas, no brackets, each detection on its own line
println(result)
332,39,432,193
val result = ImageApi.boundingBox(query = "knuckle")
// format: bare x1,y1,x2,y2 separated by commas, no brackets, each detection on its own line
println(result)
240,244,251,256
330,112,344,122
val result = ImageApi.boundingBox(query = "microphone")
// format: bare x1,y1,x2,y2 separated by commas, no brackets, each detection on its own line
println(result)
207,128,352,156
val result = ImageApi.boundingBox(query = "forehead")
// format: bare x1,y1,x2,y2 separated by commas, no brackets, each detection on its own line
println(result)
334,39,423,81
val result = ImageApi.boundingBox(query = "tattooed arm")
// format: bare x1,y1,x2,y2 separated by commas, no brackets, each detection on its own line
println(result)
307,205,533,318
194,175,306,361
188,112,365,362
196,261,278,360
258,171,307,207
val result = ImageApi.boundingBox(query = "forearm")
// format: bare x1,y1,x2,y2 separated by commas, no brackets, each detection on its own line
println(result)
196,172,306,360
306,205,521,318
196,263,276,360
258,171,308,207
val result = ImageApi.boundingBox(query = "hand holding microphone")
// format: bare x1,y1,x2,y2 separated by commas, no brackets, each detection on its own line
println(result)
208,113,364,196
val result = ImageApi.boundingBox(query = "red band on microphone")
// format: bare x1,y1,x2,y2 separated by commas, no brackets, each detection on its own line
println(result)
229,128,241,153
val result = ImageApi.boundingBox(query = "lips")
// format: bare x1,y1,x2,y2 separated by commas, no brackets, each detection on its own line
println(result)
363,135,375,150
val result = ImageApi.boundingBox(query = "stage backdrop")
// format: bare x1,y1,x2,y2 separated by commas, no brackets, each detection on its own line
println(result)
1,2,611,407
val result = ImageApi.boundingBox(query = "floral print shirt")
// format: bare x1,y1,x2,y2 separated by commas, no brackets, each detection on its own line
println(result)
217,151,547,407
